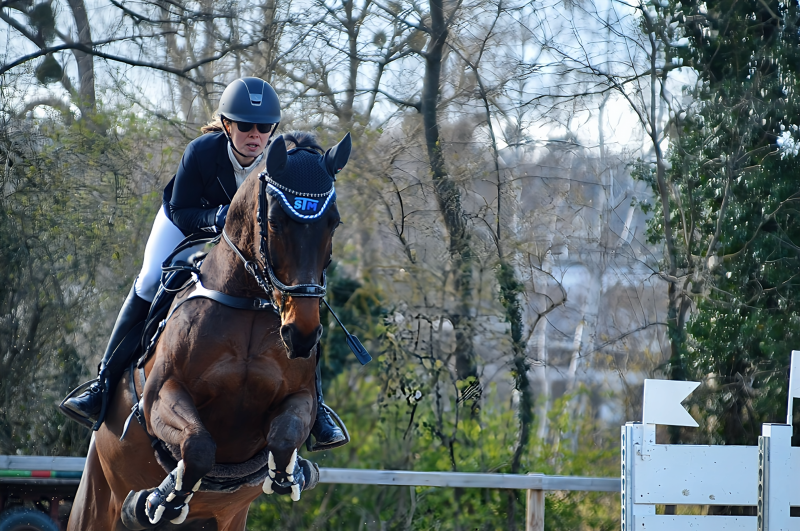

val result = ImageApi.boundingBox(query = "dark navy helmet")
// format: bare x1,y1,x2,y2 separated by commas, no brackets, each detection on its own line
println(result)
218,77,281,124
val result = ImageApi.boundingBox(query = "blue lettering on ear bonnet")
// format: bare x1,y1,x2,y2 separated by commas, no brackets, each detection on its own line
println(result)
262,133,351,223
264,149,336,222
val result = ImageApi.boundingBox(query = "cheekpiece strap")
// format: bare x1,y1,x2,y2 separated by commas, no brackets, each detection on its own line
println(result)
222,228,275,300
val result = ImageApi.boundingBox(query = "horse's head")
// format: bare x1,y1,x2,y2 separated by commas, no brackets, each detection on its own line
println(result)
256,132,350,359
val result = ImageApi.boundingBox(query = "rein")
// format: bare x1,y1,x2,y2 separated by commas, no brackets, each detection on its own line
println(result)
221,228,276,306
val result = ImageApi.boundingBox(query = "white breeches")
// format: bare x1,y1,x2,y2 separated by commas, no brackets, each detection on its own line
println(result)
134,206,203,302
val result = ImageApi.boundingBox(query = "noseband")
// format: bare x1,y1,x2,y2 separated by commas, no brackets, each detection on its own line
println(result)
222,172,327,313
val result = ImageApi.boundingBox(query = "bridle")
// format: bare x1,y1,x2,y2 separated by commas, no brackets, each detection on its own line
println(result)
222,171,328,314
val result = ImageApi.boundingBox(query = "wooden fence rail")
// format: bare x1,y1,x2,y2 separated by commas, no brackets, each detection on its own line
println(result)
0,456,619,531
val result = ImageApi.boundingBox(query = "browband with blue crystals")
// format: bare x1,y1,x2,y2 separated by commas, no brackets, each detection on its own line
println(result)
260,172,336,223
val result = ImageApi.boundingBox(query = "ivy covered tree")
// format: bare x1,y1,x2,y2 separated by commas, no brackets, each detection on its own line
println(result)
661,0,800,444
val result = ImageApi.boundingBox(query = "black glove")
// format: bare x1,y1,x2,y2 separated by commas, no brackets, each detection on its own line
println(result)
215,204,229,230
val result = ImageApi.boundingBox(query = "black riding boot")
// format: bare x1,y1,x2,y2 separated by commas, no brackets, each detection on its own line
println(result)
309,362,348,451
60,282,150,430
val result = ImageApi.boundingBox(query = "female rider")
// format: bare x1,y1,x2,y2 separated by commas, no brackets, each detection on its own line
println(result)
60,77,346,450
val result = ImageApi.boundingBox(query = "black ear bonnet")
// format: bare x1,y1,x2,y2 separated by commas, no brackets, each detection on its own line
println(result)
262,133,351,223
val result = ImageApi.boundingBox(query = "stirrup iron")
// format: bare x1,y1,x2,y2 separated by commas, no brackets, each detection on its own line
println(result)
307,404,350,452
58,379,100,429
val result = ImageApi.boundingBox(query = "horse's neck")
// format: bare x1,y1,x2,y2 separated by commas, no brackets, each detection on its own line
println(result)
201,226,265,298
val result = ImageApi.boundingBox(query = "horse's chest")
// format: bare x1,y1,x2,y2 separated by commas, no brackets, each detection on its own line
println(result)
192,356,284,403
183,317,287,396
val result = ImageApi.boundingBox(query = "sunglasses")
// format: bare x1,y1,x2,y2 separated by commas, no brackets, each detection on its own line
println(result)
234,121,274,134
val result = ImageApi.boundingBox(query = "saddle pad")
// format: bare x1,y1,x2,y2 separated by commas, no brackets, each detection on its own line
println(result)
154,440,273,493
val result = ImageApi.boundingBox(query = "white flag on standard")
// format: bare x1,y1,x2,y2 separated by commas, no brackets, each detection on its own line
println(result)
642,379,700,427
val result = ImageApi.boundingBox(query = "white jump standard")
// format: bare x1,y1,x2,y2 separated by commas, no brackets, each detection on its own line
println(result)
621,350,800,531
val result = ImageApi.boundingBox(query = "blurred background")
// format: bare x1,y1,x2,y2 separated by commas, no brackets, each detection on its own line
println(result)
1,0,799,527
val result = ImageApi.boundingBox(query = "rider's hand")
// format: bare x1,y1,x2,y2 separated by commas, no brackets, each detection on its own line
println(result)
215,205,229,230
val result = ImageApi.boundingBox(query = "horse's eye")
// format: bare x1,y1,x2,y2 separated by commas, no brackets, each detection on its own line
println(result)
268,219,282,231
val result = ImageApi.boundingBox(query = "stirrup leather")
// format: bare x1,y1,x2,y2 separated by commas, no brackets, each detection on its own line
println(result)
306,404,350,452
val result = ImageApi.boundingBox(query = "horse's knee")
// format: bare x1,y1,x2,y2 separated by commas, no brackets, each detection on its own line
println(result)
267,413,306,452
181,428,216,479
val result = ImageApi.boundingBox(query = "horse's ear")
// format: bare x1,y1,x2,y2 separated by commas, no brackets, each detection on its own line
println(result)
266,135,288,177
324,132,351,179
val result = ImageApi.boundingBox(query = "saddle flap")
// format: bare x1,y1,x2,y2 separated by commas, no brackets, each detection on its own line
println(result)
114,321,145,362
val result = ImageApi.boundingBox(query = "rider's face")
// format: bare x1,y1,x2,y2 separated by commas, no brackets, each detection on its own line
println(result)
224,120,273,164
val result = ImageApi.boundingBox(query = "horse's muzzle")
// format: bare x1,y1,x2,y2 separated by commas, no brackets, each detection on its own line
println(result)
280,323,322,359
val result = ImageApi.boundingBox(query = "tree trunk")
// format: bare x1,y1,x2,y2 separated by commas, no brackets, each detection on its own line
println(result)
341,0,362,124
65,0,96,115
420,0,476,379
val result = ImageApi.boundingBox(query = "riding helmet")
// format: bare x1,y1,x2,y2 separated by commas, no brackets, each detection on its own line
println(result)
218,77,281,124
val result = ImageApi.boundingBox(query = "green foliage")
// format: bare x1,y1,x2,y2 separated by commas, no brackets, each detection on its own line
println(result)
248,381,619,530
0,110,175,455
249,297,620,530
640,0,800,444
497,260,523,346
682,146,800,444
320,263,385,383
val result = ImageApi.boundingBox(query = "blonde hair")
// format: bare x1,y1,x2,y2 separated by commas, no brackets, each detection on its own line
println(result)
201,116,226,134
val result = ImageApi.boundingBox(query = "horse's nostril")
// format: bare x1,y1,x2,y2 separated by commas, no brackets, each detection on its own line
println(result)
281,325,294,353
280,324,294,349
281,323,323,358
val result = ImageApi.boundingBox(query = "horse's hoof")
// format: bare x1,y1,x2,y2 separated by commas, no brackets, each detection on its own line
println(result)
262,450,319,501
144,460,200,525
170,500,191,525
121,489,156,530
299,456,320,491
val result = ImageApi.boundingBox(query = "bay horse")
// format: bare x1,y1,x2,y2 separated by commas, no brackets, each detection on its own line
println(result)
68,132,352,530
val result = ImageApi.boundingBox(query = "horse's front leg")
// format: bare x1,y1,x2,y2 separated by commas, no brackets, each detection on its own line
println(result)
123,379,215,528
147,379,215,524
262,392,320,501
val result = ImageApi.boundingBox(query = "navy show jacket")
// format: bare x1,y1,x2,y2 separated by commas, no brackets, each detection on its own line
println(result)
163,132,238,236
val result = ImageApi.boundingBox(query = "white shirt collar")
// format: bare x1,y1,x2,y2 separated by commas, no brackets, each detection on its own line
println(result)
227,143,263,189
